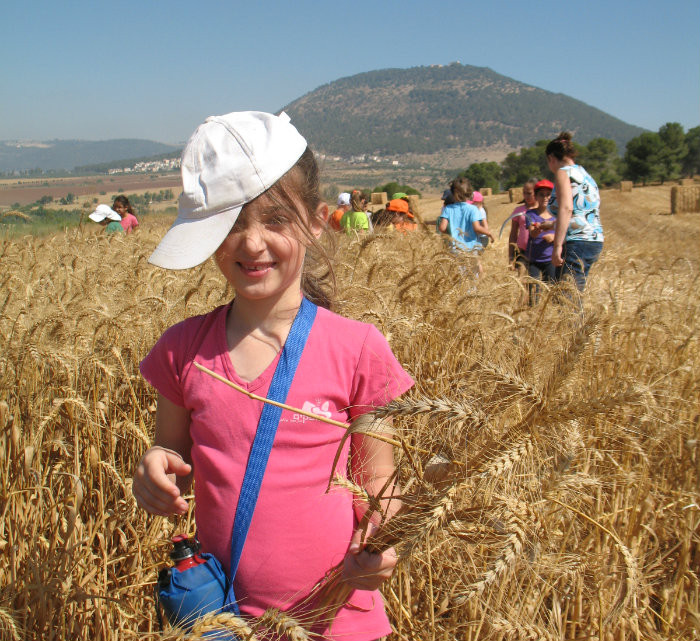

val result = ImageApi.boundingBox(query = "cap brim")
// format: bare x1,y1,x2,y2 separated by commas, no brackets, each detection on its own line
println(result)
148,205,242,269
89,212,105,222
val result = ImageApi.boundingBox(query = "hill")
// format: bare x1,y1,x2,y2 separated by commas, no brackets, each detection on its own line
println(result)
282,63,645,162
0,139,179,173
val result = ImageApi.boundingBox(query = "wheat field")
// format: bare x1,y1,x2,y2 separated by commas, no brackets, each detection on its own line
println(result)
0,185,698,640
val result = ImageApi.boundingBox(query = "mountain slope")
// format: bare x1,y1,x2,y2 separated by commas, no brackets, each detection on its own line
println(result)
282,64,645,158
0,139,178,173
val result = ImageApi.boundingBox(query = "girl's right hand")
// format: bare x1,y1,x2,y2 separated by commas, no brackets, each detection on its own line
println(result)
132,446,192,516
552,244,564,267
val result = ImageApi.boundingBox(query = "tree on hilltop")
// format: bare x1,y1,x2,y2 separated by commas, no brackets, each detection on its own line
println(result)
457,162,501,192
683,126,700,176
578,138,621,186
501,140,551,189
624,132,664,184
657,122,688,182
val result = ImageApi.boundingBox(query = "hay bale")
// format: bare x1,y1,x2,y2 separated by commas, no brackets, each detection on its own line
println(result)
480,187,493,197
407,194,421,214
620,181,633,192
508,187,523,203
679,178,695,186
671,185,700,213
371,192,388,205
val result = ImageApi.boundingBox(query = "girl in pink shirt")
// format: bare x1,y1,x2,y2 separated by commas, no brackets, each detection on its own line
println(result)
113,195,139,233
132,111,413,640
507,179,537,272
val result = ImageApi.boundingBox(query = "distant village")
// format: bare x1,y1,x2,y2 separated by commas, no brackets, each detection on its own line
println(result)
104,152,402,177
105,153,401,176
107,157,181,175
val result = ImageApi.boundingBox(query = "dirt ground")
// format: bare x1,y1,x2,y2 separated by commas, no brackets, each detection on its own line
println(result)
0,173,181,207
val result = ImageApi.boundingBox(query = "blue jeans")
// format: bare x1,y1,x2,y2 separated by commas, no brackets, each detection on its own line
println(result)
527,260,556,305
556,241,603,292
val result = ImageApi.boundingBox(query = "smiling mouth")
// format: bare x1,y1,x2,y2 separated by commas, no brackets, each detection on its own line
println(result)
238,262,275,273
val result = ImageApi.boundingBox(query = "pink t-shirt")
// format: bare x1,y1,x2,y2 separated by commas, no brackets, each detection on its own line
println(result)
120,213,139,233
510,205,529,252
140,302,414,640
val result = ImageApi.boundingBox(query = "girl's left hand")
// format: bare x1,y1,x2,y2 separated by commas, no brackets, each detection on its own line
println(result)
342,526,398,590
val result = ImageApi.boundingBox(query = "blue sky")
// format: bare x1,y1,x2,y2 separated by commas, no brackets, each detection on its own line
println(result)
3,0,698,144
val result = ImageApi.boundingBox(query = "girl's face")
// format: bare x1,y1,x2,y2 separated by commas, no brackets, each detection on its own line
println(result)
522,185,536,207
214,193,324,303
113,202,128,216
535,189,551,208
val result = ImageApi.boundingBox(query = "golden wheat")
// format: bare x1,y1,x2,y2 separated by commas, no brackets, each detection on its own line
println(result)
0,185,697,639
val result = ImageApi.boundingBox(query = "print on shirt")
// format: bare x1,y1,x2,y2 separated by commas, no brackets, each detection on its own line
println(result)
291,399,333,423
548,165,604,242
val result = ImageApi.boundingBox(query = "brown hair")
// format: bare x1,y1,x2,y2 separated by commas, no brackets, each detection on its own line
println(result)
450,177,473,203
349,190,364,212
545,132,577,161
263,147,336,310
371,207,395,229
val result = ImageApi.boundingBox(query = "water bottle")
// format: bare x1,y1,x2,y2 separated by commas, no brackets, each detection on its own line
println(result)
157,534,228,631
169,534,207,571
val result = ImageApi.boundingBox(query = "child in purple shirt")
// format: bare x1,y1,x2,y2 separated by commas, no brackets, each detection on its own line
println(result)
525,180,556,305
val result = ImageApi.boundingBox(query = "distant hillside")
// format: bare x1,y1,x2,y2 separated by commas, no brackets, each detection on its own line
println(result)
283,64,645,159
0,139,179,173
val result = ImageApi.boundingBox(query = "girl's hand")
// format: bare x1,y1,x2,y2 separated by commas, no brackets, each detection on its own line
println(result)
552,244,564,267
132,446,192,516
342,525,398,590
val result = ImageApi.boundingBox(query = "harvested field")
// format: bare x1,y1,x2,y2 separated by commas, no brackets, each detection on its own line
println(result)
0,173,180,207
0,184,698,640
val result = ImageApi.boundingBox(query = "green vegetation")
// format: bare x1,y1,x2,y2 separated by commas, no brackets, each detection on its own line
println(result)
1,188,174,236
623,123,698,184
1,205,84,237
456,162,501,193
456,122,698,191
578,138,622,186
124,189,175,209
684,126,700,176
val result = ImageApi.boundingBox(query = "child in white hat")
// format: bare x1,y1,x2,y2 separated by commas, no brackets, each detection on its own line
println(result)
89,204,124,234
133,111,413,639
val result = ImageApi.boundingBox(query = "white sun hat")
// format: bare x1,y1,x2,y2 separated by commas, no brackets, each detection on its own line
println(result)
148,110,308,270
89,204,122,222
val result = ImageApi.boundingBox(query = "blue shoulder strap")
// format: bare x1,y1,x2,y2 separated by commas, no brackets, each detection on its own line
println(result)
224,297,317,613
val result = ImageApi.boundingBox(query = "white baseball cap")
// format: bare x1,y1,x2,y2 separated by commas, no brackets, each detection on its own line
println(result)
89,204,121,222
337,192,351,206
148,111,308,269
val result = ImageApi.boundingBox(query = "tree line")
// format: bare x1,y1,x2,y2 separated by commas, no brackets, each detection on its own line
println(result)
460,122,700,191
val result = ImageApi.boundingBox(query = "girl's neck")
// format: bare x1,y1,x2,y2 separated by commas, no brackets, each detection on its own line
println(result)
229,288,303,338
